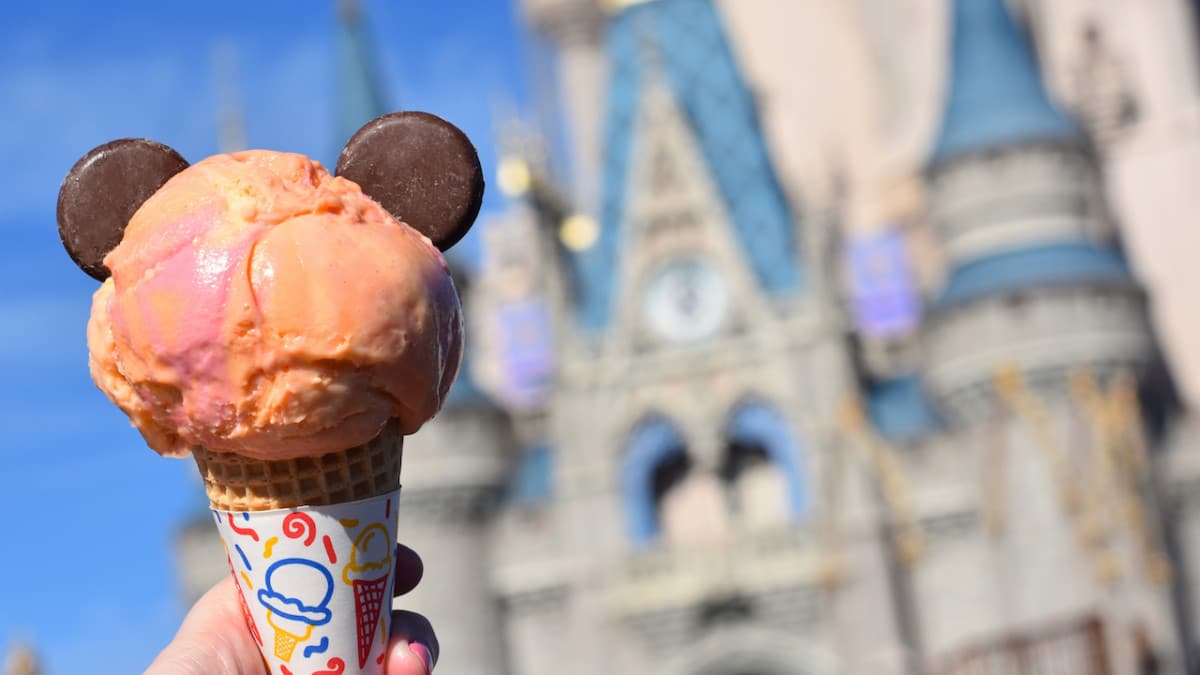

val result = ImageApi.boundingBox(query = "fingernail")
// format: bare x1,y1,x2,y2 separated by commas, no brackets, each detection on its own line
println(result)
409,643,434,673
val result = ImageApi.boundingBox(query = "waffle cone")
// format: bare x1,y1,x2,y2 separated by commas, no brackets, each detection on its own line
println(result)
193,419,403,511
274,629,301,662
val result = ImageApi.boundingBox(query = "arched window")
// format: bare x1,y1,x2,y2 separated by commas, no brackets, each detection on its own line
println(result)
622,415,731,545
723,402,808,527
652,452,692,512
721,438,787,530
622,416,689,544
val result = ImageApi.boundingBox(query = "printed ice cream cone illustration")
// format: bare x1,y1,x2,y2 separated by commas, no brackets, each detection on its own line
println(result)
343,524,394,668
257,559,334,663
268,613,313,662
59,111,483,675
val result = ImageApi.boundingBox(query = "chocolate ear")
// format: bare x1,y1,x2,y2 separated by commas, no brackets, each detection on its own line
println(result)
57,139,189,281
336,111,484,251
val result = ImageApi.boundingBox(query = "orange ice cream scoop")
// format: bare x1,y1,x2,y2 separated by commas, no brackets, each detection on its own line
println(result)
86,149,463,460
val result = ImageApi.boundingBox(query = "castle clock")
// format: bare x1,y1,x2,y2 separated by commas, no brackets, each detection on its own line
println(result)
641,255,730,344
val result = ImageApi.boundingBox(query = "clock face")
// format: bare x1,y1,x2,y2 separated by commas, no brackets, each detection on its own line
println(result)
642,256,730,343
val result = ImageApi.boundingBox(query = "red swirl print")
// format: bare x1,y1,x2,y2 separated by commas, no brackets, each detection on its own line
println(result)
279,666,293,675
282,512,317,546
227,513,259,541
313,657,346,674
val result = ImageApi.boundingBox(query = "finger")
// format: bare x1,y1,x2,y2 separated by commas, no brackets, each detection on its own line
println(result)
388,610,439,674
145,576,267,675
393,543,423,596
384,635,433,675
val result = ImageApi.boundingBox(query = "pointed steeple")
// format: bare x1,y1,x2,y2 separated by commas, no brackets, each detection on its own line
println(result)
212,42,246,153
924,0,1133,309
575,0,801,333
336,0,388,146
331,1,489,407
930,0,1079,164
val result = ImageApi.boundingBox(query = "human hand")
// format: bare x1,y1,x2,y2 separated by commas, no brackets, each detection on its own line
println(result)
147,544,438,674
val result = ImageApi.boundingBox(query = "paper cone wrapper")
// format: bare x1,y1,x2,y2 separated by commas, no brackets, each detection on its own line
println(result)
213,489,401,675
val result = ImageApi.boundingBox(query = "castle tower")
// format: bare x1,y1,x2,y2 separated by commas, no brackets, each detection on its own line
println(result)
330,3,518,674
521,0,607,215
490,2,905,674
399,260,516,675
334,0,386,148
923,0,1152,445
915,0,1173,670
477,119,571,415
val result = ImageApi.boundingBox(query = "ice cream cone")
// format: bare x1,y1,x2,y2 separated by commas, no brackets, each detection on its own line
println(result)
193,419,403,512
64,115,481,675
270,618,313,662
203,421,404,675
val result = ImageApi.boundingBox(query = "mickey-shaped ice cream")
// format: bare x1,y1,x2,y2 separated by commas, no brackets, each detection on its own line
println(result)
57,112,482,674
59,111,481,503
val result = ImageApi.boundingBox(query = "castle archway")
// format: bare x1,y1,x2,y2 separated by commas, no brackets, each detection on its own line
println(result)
622,415,691,543
722,401,809,525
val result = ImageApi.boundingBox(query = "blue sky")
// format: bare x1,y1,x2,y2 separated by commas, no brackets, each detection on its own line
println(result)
0,1,530,671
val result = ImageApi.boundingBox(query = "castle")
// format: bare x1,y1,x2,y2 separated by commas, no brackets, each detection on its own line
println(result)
175,1,1200,674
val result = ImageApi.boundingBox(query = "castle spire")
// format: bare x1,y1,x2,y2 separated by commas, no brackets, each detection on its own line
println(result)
332,0,490,407
921,0,1147,429
336,0,388,146
930,0,1079,164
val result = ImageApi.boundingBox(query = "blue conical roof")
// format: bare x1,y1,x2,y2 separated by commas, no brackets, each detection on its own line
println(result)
930,0,1080,163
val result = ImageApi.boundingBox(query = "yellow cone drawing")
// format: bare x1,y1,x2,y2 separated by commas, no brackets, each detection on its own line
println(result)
267,611,315,662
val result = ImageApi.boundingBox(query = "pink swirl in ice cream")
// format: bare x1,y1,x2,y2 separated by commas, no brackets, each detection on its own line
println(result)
87,150,463,460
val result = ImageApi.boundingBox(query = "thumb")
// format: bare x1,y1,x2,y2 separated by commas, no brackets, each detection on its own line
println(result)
385,610,438,675
146,576,267,675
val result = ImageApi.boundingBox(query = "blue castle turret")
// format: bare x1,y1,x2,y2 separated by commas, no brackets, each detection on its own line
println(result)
919,0,1152,424
925,0,1135,318
913,1,1166,666
930,0,1079,164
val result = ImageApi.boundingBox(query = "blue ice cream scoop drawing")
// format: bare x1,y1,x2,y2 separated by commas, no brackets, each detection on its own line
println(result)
257,558,335,662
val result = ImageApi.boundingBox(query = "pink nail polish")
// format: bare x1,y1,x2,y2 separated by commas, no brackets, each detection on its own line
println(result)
409,643,434,673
